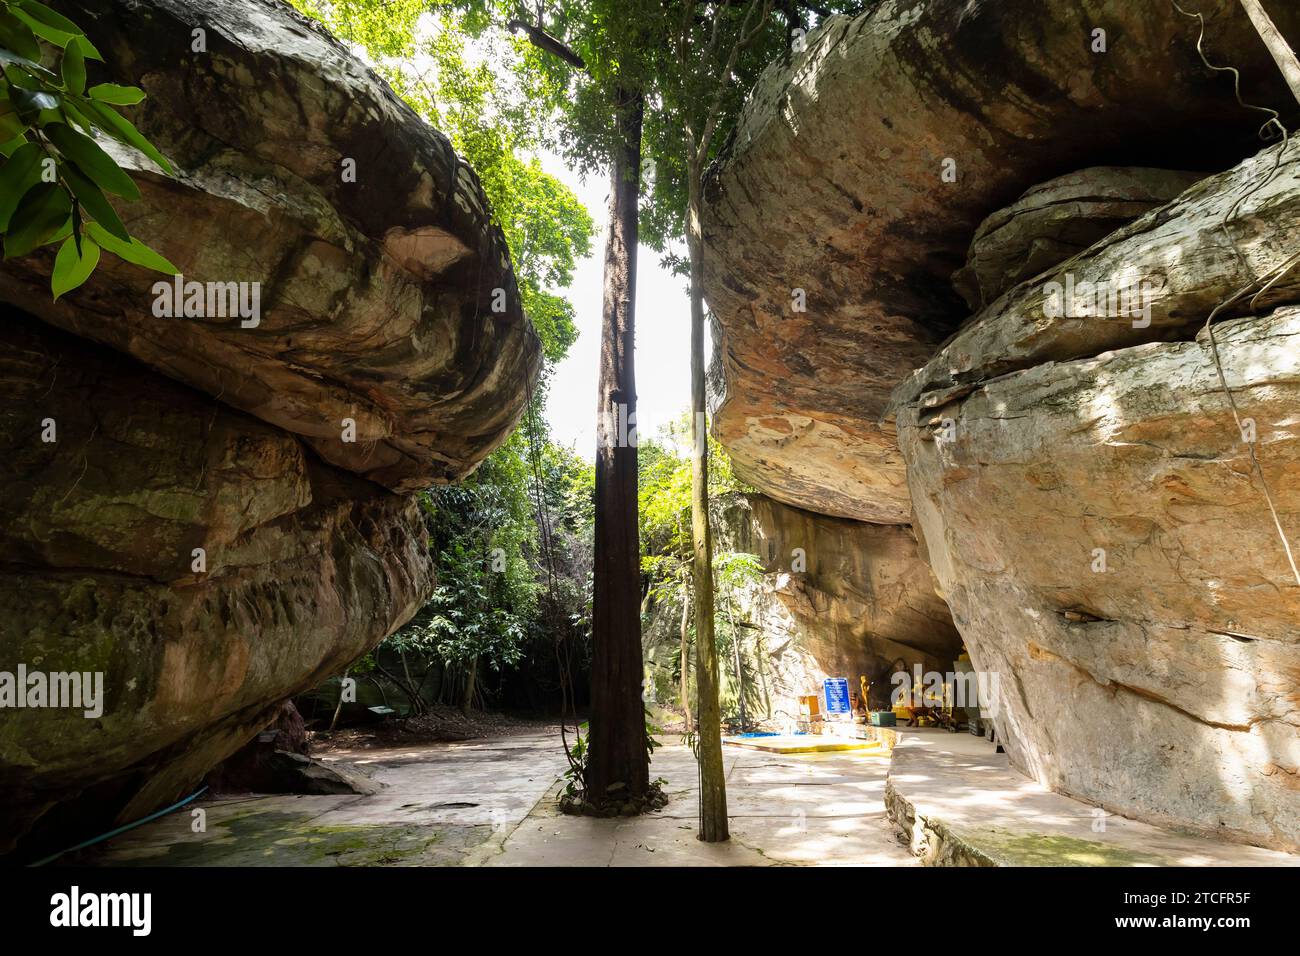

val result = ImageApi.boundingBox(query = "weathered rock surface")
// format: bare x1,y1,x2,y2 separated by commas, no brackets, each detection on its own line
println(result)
897,309,1300,852
0,0,535,857
703,0,1300,852
0,316,433,853
213,750,383,797
951,167,1206,310
0,0,538,491
703,0,1300,522
644,494,962,724
892,138,1300,414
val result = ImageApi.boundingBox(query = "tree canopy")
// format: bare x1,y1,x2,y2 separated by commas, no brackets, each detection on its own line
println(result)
293,0,595,364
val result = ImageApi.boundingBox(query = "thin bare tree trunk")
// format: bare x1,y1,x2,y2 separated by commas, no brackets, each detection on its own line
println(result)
725,595,746,731
1240,0,1300,105
687,163,728,842
588,89,650,804
679,587,692,731
328,668,348,734
399,648,423,715
461,656,477,715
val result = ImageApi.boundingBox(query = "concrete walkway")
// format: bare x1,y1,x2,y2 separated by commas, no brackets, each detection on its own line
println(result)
483,738,911,866
79,732,911,866
76,727,1297,867
887,728,1300,867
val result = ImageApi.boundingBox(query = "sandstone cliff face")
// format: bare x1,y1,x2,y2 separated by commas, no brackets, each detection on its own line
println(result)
644,494,961,725
1,0,538,492
704,0,1300,852
898,309,1300,852
702,0,1300,523
0,0,537,856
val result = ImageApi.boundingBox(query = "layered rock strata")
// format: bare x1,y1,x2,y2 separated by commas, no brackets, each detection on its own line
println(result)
0,0,538,856
703,0,1300,851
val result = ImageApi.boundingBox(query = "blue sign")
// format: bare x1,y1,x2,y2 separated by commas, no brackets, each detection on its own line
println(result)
823,677,851,715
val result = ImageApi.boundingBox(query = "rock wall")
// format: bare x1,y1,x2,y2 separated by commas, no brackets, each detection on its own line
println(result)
702,0,1300,523
1,0,538,491
643,494,962,726
704,0,1300,851
898,307,1300,852
892,140,1300,851
0,0,537,856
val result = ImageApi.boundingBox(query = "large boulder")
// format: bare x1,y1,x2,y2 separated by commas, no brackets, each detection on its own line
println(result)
702,0,1300,522
950,167,1207,310
897,308,1300,852
727,495,962,685
703,0,1300,852
0,0,538,857
0,0,538,491
892,139,1300,412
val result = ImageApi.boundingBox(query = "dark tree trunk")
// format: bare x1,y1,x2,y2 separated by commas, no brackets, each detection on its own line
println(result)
461,656,477,716
588,89,649,803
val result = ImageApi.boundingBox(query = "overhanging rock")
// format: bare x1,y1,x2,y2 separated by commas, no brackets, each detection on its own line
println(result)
1,0,540,492
0,0,538,857
702,0,1300,523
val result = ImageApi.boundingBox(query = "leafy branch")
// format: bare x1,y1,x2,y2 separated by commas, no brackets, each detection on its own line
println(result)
0,0,177,298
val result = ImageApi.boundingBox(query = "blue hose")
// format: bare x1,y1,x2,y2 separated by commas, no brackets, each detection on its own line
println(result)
30,785,209,867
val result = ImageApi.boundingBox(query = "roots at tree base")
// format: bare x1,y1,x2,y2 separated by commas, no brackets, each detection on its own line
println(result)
557,781,669,818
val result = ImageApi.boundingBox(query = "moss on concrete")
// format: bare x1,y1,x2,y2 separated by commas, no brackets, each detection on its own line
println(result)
963,827,1172,867
81,808,494,867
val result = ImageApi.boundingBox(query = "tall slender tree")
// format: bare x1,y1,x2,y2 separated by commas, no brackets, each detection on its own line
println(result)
492,0,860,820
639,0,867,841
504,3,659,806
588,87,648,800
654,0,775,843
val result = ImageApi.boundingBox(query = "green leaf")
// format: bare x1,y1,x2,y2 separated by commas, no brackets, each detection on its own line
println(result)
43,121,140,200
47,212,73,244
87,83,145,106
0,140,45,229
10,8,69,48
0,133,29,158
86,221,177,275
78,98,172,175
59,97,97,135
62,36,86,95
60,160,128,240
51,232,99,299
17,1,86,37
0,45,43,72
4,181,71,257
11,4,102,59
0,10,41,61
0,107,27,142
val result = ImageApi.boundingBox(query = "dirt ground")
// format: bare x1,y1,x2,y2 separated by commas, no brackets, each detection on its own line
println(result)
310,706,572,752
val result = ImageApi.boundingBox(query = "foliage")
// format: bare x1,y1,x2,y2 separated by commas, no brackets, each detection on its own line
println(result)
386,420,595,707
290,0,594,364
562,709,662,801
638,412,747,593
0,0,176,296
637,416,765,721
638,2,872,263
561,721,588,796
287,1,602,711
712,549,766,725
713,550,764,592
